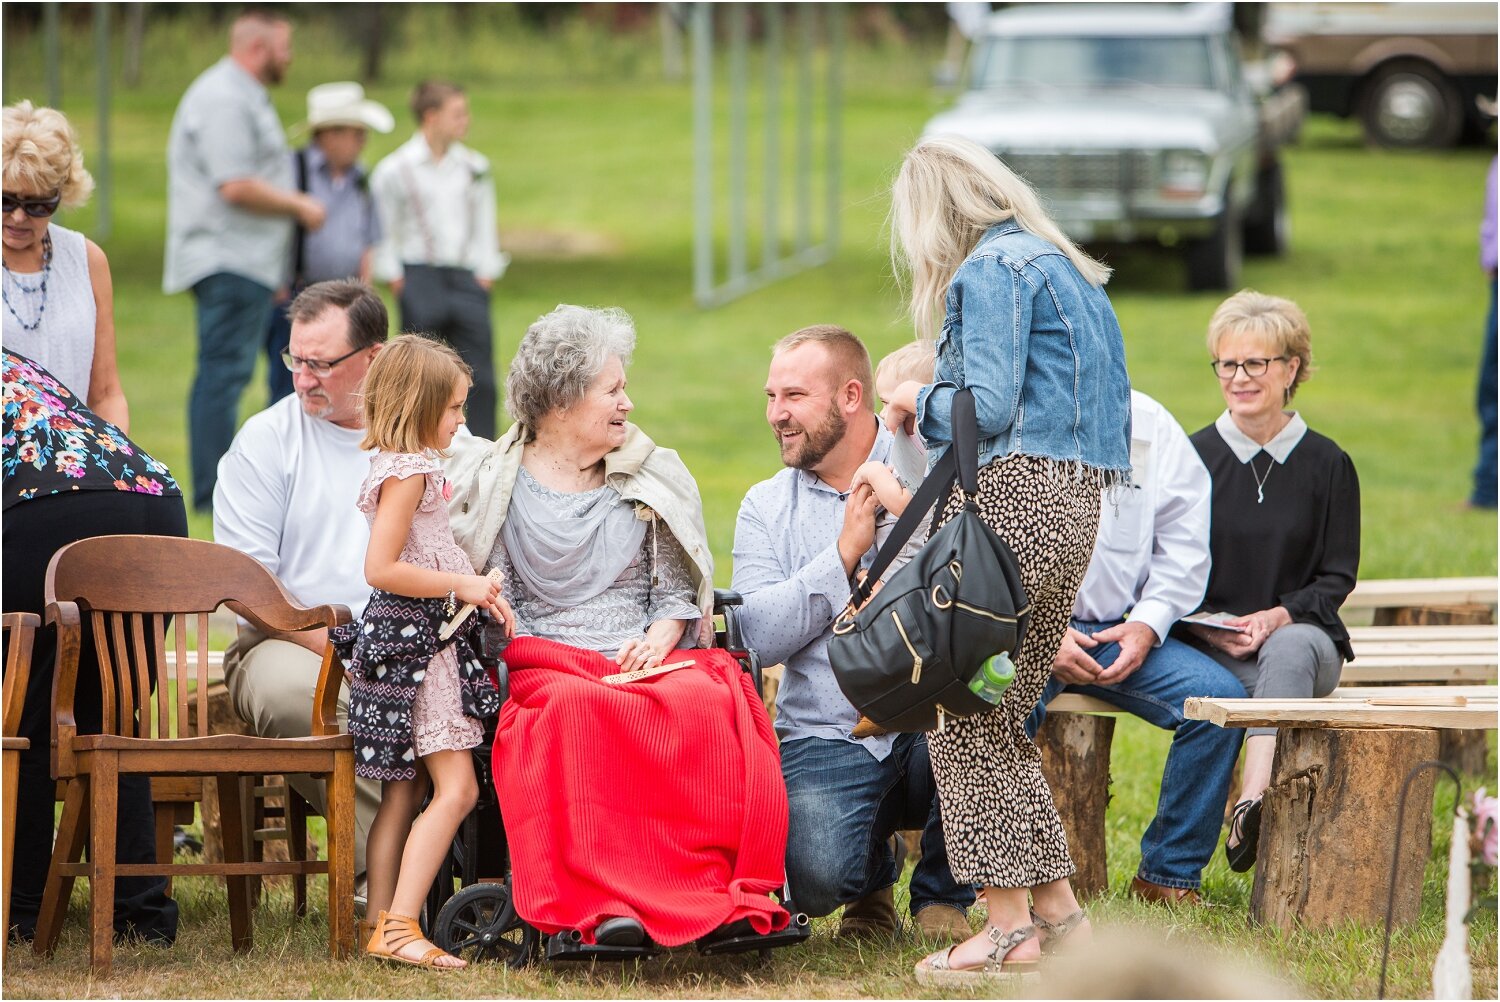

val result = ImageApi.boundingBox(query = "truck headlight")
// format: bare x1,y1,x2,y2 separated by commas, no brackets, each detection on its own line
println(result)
1159,151,1209,198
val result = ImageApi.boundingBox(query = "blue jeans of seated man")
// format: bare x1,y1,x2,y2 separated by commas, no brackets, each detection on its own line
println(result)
188,272,276,511
1471,277,1497,508
1025,620,1246,890
781,732,976,919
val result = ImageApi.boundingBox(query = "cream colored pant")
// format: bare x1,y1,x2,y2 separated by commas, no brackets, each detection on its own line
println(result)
223,626,381,880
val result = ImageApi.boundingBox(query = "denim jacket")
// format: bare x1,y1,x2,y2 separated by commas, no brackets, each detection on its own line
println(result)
915,220,1132,480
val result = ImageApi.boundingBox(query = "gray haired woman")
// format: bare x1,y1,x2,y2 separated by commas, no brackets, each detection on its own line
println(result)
444,304,730,947
448,303,714,663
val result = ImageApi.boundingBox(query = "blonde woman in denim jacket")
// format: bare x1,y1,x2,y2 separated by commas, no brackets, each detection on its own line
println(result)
884,136,1131,989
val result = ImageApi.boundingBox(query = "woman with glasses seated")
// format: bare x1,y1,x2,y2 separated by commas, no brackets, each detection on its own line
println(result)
2,101,128,430
1180,290,1360,874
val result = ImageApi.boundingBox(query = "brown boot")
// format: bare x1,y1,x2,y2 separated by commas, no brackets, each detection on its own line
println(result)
1130,875,1202,906
913,904,972,941
837,884,900,940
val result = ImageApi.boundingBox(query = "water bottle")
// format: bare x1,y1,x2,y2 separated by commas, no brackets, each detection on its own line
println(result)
968,652,1016,704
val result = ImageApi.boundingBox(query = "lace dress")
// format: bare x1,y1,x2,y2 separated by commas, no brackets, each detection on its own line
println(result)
358,450,484,756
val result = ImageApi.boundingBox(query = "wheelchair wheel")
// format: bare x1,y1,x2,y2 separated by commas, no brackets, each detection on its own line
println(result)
431,880,539,967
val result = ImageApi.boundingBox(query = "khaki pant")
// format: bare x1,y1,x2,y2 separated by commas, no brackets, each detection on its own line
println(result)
224,626,381,880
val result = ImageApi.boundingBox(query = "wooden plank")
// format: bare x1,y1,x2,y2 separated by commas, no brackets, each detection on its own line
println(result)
1046,693,1121,714
1353,641,1497,656
1328,685,1496,701
1341,664,1495,683
163,649,225,682
1343,577,1498,610
1347,625,1496,641
1184,696,1496,730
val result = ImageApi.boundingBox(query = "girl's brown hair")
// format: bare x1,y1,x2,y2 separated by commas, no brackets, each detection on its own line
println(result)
359,334,471,455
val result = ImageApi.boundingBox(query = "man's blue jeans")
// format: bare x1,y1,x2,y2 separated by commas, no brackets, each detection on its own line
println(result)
189,272,276,511
781,732,975,919
1025,620,1245,890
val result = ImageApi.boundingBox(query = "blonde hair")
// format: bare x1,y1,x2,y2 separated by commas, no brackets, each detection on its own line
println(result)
1207,289,1314,399
890,135,1110,340
875,340,935,394
360,334,472,455
772,324,875,408
2,101,93,208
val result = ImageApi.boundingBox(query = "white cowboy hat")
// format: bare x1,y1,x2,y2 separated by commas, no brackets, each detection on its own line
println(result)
297,82,395,135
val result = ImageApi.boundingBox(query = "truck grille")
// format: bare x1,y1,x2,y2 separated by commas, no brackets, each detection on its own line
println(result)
999,152,1156,195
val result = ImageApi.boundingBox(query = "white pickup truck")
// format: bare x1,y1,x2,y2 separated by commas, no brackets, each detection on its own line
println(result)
923,2,1306,291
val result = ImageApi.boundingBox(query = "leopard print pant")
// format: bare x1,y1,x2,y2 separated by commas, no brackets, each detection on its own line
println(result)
927,454,1102,889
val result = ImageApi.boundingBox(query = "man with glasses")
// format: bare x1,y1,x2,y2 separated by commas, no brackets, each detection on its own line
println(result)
165,9,327,512
213,279,388,888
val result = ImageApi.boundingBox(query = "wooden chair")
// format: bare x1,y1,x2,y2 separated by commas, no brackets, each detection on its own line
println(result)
2,612,38,961
31,535,356,975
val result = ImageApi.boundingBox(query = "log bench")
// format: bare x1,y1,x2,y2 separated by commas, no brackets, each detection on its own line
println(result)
1037,619,1498,899
1183,689,1496,930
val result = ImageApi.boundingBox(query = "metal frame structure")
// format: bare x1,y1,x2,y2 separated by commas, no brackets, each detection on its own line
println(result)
692,3,843,309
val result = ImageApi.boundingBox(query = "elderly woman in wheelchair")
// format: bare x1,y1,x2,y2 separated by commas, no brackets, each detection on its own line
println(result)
442,305,799,961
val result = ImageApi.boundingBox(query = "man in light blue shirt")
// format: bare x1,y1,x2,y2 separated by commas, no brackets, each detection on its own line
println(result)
164,10,326,511
732,325,974,942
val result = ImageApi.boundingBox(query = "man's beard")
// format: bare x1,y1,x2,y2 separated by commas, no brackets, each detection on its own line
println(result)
775,403,846,471
297,388,334,419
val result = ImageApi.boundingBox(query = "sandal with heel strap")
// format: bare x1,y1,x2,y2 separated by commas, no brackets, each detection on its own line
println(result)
1030,907,1087,955
914,923,1041,988
365,910,464,969
1225,797,1263,873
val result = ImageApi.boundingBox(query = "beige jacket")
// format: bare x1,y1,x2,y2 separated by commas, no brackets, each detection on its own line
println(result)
445,422,716,646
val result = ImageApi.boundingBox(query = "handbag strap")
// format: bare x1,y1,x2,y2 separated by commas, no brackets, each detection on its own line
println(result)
847,388,979,607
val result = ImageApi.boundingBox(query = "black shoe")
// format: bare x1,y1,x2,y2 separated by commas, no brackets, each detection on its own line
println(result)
594,915,646,947
1225,798,1263,873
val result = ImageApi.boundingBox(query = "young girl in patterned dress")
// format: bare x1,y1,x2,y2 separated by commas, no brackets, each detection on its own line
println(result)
334,334,515,969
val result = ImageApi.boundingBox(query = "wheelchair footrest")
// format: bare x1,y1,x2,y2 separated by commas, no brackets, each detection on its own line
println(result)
544,929,662,963
695,912,812,956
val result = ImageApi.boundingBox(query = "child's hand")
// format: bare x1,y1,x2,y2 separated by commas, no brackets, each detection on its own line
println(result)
851,460,884,493
454,573,501,608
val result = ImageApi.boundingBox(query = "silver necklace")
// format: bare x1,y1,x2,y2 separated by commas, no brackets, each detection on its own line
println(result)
1249,453,1273,504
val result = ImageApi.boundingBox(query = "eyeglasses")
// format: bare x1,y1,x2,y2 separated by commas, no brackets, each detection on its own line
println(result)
1211,356,1288,379
280,345,365,376
2,192,62,218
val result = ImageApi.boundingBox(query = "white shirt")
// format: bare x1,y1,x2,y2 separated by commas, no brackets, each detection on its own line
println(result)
1072,391,1212,645
212,396,375,618
369,133,507,283
1214,409,1309,464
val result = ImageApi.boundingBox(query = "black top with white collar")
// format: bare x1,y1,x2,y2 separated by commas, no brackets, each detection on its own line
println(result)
1189,412,1360,660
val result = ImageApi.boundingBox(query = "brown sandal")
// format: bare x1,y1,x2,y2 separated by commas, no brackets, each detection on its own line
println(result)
365,910,464,969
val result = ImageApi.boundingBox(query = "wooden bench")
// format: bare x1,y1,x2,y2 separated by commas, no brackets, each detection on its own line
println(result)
1037,617,1498,898
1183,688,1496,930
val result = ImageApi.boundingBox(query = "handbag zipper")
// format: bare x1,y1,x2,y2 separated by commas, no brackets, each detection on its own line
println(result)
891,610,923,684
951,599,1027,623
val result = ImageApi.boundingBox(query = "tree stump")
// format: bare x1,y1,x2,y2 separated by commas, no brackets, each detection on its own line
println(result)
1251,726,1439,930
1036,712,1114,898
1371,604,1494,777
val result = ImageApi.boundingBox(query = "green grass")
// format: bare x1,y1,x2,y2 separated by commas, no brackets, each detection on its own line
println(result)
2,6,1496,999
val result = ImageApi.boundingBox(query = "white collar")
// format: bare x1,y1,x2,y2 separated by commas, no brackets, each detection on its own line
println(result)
1215,410,1307,465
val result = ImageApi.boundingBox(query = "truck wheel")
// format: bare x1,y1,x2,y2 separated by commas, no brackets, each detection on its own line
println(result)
1185,195,1242,292
1243,161,1288,257
1361,61,1463,148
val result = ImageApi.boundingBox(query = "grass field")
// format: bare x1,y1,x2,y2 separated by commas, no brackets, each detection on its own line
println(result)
1,6,1496,999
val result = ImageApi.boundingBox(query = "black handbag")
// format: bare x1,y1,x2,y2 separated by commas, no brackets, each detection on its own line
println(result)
827,389,1030,733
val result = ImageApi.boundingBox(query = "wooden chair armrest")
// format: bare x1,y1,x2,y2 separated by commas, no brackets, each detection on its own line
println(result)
310,605,351,738
44,600,80,779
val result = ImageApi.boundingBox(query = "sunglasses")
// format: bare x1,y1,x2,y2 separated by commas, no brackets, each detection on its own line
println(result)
2,192,62,218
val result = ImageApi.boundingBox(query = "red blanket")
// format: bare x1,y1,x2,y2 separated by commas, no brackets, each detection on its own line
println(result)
492,637,790,947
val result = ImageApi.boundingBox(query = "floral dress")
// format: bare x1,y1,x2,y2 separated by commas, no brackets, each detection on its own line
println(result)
356,450,484,757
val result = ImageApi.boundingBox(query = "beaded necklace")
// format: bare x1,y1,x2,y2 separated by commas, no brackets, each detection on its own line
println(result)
2,231,53,332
